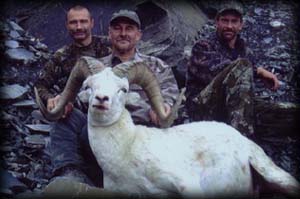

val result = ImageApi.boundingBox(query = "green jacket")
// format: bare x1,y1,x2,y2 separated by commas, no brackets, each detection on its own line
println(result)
35,35,111,103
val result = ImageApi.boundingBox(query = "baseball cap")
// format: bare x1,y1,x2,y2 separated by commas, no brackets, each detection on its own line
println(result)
110,10,141,28
216,1,244,18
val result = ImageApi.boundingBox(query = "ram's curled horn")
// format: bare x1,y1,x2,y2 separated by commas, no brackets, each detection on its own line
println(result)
34,56,106,121
34,57,184,127
112,61,185,128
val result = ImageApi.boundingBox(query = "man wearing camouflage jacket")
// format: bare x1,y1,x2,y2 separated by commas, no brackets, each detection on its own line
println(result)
185,1,279,136
100,9,179,126
35,5,110,187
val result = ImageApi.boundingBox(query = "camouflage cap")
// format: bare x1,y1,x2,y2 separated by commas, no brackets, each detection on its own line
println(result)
217,1,244,17
110,10,141,28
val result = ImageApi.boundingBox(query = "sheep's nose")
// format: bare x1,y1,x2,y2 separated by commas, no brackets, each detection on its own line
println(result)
95,95,109,103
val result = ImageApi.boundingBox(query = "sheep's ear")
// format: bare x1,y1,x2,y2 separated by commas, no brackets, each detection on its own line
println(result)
125,91,141,106
82,75,96,90
82,76,92,87
79,77,92,103
120,77,129,88
78,89,91,103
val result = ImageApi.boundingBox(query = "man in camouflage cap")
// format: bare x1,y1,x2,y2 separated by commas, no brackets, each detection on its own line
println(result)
110,9,141,28
35,5,110,187
99,9,179,125
216,0,244,19
185,0,279,136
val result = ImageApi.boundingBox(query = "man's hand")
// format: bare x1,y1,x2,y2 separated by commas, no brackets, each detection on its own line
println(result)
257,67,280,90
149,103,171,126
47,95,74,118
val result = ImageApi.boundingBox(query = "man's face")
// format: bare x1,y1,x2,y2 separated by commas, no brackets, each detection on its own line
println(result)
216,13,243,42
108,19,141,54
66,8,94,42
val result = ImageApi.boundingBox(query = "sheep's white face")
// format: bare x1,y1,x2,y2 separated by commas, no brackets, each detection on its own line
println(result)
82,68,129,126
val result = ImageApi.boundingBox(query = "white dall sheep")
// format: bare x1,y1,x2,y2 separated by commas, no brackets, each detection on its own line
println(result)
35,56,300,198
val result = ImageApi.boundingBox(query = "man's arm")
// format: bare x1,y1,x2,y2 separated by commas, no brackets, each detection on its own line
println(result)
186,40,220,99
35,59,59,104
257,67,280,90
35,52,74,117
147,56,179,126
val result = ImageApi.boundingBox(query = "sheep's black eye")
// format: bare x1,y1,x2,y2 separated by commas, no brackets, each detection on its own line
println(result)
83,85,90,90
120,88,128,93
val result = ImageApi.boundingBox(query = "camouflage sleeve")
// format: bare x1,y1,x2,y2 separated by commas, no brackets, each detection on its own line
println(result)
93,35,112,57
245,47,258,75
126,55,179,126
34,52,63,104
186,39,232,98
186,40,212,99
151,57,179,106
188,40,230,79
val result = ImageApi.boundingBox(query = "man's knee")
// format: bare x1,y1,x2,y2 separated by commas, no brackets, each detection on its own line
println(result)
235,58,252,65
66,108,86,124
232,58,253,71
225,59,254,84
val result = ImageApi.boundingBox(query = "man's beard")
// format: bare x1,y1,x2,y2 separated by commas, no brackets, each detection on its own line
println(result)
70,29,89,41
114,37,134,53
220,29,237,41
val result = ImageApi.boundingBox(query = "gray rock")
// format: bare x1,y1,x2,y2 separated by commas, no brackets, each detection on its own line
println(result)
5,48,35,62
9,21,25,33
264,45,290,60
28,45,38,53
245,16,256,24
5,40,20,49
0,168,28,195
0,145,15,152
137,1,207,67
25,124,51,133
2,21,11,32
254,7,263,15
270,20,285,29
279,52,290,60
25,134,46,146
1,111,15,120
9,30,21,39
270,65,283,71
31,110,46,120
13,100,36,107
183,45,192,58
35,41,48,51
263,37,273,44
0,84,28,100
